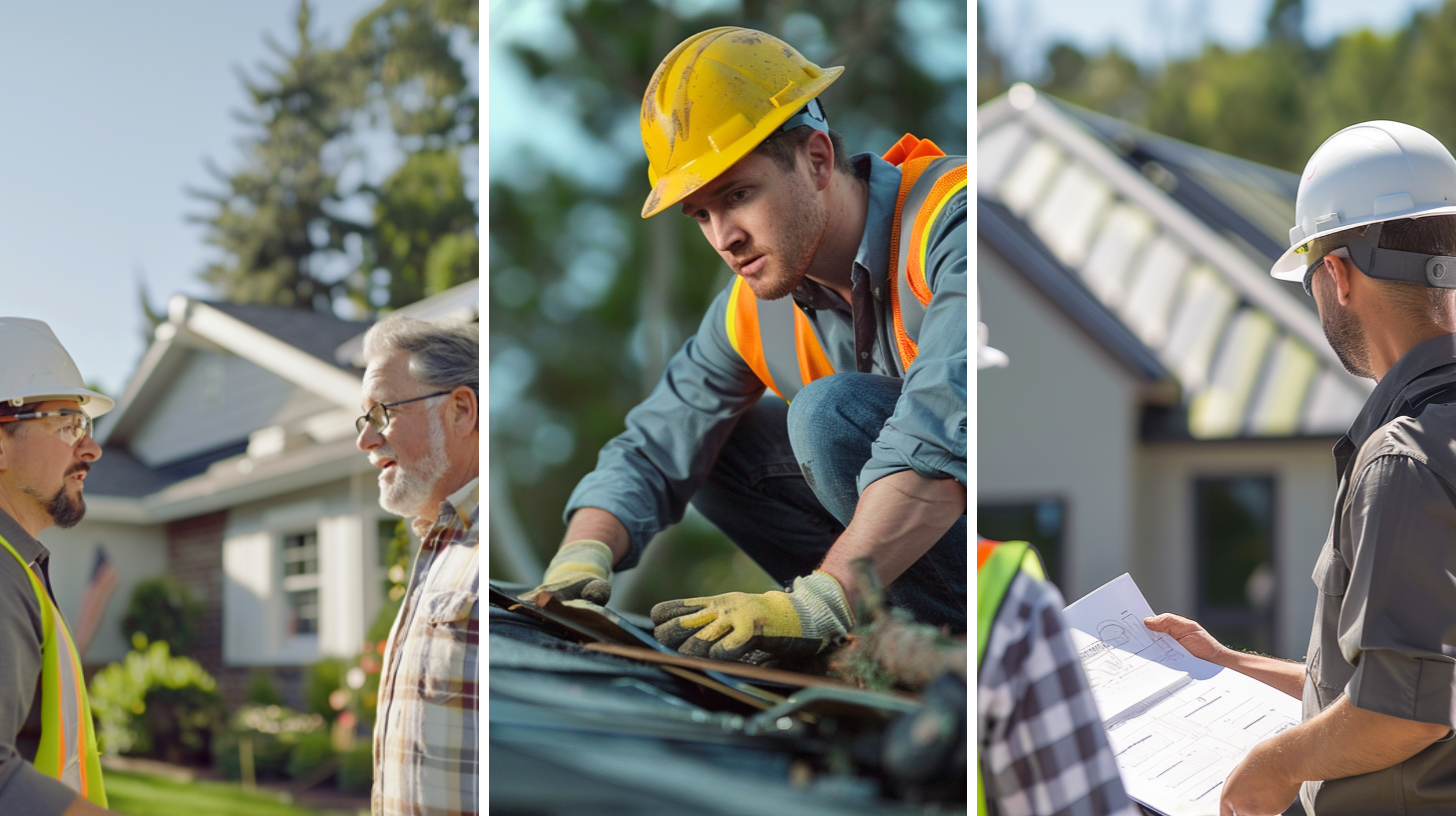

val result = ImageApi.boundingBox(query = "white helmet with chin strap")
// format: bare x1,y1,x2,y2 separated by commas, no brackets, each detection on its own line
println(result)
0,318,114,418
1273,120,1456,295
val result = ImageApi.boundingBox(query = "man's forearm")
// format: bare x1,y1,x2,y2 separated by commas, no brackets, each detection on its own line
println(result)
561,507,631,566
1268,696,1448,784
818,470,965,607
1224,652,1306,699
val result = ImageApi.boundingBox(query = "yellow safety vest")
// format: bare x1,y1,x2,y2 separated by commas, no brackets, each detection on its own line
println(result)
725,134,968,401
0,534,107,807
976,539,1045,816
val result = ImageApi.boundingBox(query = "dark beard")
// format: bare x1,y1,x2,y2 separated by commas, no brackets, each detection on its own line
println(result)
47,482,86,528
749,171,827,301
1315,273,1374,379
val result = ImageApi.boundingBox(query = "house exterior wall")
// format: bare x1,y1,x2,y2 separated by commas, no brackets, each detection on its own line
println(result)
129,349,301,466
977,239,1143,600
42,521,168,666
1135,440,1338,660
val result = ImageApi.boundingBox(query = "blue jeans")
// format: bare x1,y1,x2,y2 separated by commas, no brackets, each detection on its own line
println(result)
690,373,967,632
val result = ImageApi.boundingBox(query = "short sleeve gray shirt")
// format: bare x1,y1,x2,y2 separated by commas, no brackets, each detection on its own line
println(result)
1302,334,1456,814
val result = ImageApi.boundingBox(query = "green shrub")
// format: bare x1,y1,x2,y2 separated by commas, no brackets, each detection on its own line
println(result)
213,704,326,781
285,729,336,781
89,639,222,764
305,658,346,722
120,577,204,655
337,742,374,794
247,671,286,706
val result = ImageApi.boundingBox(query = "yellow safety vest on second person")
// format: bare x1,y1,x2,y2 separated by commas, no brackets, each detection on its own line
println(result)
0,535,107,807
726,134,968,401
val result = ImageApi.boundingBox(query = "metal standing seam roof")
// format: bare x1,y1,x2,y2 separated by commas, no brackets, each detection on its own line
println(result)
978,86,1371,441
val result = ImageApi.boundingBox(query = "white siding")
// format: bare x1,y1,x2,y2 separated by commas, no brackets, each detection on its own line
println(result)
223,530,277,664
978,239,1143,599
319,514,366,658
130,349,334,467
43,522,167,664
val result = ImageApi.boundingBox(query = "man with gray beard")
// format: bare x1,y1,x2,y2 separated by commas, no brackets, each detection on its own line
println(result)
354,315,479,816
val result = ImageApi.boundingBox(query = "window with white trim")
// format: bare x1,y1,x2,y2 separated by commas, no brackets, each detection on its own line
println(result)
282,531,320,636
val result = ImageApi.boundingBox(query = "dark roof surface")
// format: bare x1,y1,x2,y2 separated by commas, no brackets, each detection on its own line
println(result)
200,301,372,372
488,583,961,815
84,441,248,499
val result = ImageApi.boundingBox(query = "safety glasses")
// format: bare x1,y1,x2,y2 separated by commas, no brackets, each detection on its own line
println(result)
355,391,451,435
0,409,93,447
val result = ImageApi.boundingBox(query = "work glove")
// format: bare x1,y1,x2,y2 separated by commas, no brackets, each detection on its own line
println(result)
519,539,614,605
650,570,855,662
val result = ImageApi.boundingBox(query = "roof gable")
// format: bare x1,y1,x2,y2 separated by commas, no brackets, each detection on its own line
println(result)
978,86,1371,440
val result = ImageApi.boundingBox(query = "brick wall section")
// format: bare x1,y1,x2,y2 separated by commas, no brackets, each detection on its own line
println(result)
165,510,309,710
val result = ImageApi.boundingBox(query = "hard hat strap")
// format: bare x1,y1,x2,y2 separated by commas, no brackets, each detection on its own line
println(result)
1308,222,1456,292
779,98,828,135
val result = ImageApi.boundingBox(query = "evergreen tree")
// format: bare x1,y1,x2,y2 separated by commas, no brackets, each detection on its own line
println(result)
192,0,368,312
345,0,479,310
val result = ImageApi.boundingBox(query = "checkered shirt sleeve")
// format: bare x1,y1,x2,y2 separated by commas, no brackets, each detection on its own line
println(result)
978,571,1138,816
373,485,480,816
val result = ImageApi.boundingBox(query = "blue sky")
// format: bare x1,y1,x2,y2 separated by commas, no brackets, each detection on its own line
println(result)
0,2,395,397
981,0,1446,78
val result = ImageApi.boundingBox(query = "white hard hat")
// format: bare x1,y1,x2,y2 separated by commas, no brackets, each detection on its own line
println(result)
0,319,114,418
1273,121,1456,285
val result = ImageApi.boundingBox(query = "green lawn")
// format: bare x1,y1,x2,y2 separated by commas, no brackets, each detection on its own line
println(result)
104,770,337,816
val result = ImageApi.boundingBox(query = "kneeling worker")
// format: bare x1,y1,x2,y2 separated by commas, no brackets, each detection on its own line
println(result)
523,26,967,661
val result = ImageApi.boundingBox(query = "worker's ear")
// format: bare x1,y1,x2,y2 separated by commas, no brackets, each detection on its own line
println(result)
802,130,835,192
1324,253,1358,307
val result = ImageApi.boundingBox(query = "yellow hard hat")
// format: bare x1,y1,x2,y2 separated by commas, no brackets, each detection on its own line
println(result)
640,27,843,219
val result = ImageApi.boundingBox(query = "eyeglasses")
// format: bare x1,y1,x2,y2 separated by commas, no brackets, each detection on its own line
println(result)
0,409,93,447
356,391,451,435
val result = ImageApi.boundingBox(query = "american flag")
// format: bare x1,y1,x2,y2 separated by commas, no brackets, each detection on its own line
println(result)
73,547,118,658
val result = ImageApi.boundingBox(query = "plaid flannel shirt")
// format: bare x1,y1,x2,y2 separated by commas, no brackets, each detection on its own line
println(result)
373,477,480,816
978,571,1138,816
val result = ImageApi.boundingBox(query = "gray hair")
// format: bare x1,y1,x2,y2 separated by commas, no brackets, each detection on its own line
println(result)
362,314,479,398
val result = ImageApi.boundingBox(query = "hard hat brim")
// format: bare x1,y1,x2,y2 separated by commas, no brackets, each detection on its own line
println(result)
6,388,116,418
1271,205,1456,280
640,65,844,219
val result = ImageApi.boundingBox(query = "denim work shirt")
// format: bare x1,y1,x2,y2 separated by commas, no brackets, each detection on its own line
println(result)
566,151,968,569
1302,334,1456,815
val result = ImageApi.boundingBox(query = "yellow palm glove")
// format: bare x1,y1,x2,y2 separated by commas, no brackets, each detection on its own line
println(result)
519,539,614,605
650,570,855,662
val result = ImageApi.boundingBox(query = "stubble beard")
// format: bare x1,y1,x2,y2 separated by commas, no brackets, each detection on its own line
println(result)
744,172,828,301
1315,272,1374,379
377,411,449,518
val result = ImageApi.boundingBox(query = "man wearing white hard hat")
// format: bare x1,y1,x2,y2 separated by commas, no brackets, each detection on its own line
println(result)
0,319,122,815
1146,121,1456,815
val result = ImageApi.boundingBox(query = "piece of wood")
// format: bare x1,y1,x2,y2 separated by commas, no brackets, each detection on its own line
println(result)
582,642,900,696
658,665,783,710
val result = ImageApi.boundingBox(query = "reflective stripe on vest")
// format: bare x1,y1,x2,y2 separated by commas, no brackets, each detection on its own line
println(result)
888,152,967,373
0,535,108,807
725,275,835,402
724,134,966,397
976,539,1045,816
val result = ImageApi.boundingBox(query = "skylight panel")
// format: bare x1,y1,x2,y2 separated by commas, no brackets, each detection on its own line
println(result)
1031,160,1114,269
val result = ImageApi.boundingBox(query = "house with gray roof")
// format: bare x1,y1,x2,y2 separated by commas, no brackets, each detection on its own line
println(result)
41,280,478,701
978,85,1367,658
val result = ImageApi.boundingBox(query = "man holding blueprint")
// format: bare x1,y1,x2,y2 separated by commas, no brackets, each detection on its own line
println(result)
1141,121,1456,815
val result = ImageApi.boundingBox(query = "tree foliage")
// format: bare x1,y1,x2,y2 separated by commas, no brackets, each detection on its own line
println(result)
980,0,1456,175
192,0,478,317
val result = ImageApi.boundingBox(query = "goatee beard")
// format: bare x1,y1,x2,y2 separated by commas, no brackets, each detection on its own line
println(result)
47,484,86,529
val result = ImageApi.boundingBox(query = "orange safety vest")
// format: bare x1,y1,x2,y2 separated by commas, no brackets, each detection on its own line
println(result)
0,534,107,807
725,134,968,401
